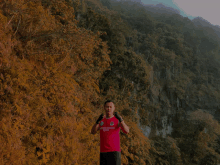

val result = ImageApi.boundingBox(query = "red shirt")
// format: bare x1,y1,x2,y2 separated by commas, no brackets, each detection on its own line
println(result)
99,116,123,153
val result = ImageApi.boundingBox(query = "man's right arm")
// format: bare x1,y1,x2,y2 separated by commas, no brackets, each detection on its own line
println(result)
91,113,104,134
91,123,100,134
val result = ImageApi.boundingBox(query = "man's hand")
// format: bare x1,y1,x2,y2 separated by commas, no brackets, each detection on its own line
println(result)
114,112,123,122
96,113,104,124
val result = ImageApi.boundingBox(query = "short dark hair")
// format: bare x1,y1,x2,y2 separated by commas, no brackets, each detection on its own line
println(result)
104,100,114,106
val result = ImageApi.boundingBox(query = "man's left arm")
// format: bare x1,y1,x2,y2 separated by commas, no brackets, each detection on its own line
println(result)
114,112,129,134
120,120,129,134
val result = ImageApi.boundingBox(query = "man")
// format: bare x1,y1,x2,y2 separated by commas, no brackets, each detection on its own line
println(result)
91,100,129,165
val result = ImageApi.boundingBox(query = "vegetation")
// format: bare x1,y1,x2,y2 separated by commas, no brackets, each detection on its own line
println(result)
1,0,220,164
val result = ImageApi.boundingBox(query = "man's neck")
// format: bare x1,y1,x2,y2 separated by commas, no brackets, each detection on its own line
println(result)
106,114,114,119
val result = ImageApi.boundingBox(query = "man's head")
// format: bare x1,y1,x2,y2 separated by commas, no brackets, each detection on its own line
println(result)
104,100,115,118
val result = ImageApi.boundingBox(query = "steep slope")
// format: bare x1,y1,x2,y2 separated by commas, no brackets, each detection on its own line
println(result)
0,0,152,164
83,0,220,164
1,0,220,164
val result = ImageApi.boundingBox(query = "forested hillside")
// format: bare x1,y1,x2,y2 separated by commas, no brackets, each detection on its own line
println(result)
1,0,220,164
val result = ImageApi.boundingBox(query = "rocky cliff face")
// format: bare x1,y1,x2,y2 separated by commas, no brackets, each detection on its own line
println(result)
138,64,220,138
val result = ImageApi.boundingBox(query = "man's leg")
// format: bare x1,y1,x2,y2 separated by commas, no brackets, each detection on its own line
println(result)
113,151,121,165
100,152,121,165
100,152,107,165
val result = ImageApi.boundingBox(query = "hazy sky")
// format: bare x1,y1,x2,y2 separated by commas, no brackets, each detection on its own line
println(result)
141,0,220,26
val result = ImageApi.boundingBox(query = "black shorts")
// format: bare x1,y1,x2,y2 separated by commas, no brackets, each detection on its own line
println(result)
100,151,121,165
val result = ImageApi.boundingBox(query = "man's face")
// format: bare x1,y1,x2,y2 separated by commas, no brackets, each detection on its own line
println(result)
104,102,115,117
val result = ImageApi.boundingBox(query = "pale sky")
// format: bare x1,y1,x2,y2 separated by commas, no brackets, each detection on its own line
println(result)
173,0,220,26
141,0,220,26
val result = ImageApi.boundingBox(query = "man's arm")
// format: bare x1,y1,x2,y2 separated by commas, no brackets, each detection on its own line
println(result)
91,123,100,134
91,114,104,134
114,112,129,134
120,120,129,134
